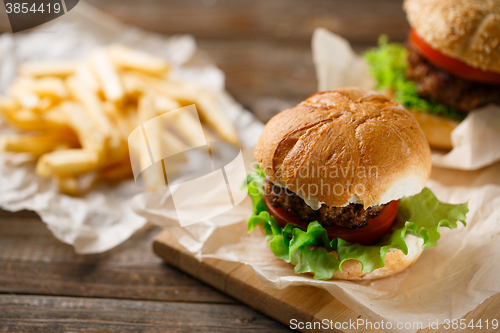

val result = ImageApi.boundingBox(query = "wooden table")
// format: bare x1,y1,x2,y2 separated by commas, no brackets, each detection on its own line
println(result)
0,209,292,332
0,1,408,331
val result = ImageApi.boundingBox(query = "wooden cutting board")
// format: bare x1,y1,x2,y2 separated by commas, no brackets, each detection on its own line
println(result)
153,231,500,333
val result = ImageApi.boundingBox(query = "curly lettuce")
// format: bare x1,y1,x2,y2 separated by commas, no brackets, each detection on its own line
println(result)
363,36,466,121
244,168,468,280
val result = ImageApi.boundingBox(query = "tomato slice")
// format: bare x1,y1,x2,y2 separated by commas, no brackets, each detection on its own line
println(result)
408,28,500,85
265,196,399,245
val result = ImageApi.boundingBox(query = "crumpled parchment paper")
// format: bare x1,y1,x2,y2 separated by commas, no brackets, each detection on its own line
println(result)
312,27,500,171
133,148,500,333
131,28,500,333
0,3,262,253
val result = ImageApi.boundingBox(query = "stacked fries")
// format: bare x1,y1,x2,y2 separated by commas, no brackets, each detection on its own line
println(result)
0,44,239,195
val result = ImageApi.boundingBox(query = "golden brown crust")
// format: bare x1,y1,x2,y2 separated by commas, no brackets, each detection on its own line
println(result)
255,88,432,209
404,0,500,73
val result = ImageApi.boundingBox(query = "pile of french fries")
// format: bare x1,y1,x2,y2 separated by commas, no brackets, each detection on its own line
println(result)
0,44,239,195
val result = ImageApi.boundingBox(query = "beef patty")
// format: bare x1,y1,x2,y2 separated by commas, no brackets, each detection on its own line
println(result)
405,43,500,114
264,179,386,229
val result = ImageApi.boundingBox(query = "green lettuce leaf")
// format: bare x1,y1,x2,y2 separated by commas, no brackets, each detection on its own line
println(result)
363,35,466,121
245,167,468,280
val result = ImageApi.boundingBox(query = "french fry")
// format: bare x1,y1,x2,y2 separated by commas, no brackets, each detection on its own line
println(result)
102,104,141,167
36,148,101,178
89,49,125,103
1,106,69,131
66,77,125,162
29,77,68,99
140,94,188,162
8,77,68,111
162,130,188,169
74,63,100,93
1,131,79,157
37,97,55,112
55,176,79,196
135,74,240,145
153,94,181,114
128,127,167,188
139,93,171,170
1,43,240,195
0,96,19,115
137,92,158,123
128,126,151,177
7,109,46,130
170,109,206,147
124,106,140,131
102,102,128,138
42,106,71,129
107,44,170,75
67,77,111,134
121,71,146,99
8,80,40,109
61,101,106,154
99,160,133,181
194,90,239,145
202,124,218,144
19,61,78,77
162,130,187,158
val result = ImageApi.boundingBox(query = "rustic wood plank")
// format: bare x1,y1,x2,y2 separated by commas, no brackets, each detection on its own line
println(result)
87,0,408,43
0,208,39,218
153,231,378,333
0,0,10,33
196,39,375,122
0,212,234,303
153,231,500,333
83,0,401,122
198,39,315,121
0,295,291,332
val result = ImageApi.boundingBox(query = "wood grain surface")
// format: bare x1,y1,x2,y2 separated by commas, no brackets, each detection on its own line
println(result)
0,295,288,332
153,231,377,333
153,231,500,333
85,0,409,42
0,1,9,33
0,210,291,332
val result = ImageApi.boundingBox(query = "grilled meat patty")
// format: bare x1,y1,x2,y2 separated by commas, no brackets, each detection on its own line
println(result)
264,179,386,229
405,43,500,114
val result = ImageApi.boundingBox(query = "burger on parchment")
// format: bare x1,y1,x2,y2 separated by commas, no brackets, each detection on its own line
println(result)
245,88,468,280
364,0,500,149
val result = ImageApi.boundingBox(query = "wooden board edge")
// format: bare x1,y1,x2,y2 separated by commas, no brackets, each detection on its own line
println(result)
152,230,375,333
153,231,500,333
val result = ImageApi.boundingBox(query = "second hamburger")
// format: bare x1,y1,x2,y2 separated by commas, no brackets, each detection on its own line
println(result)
364,0,500,149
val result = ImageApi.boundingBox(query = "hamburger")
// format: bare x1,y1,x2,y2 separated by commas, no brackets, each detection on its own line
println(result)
245,88,468,280
364,0,500,149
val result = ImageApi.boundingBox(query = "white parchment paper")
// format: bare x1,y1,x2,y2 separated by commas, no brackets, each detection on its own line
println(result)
133,152,500,333
0,3,262,253
312,27,500,171
131,29,500,332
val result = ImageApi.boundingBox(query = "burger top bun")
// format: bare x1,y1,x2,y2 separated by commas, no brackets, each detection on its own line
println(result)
404,0,500,74
255,88,431,209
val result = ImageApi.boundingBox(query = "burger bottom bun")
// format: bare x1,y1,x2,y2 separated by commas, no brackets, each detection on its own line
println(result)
326,234,424,280
409,110,459,150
